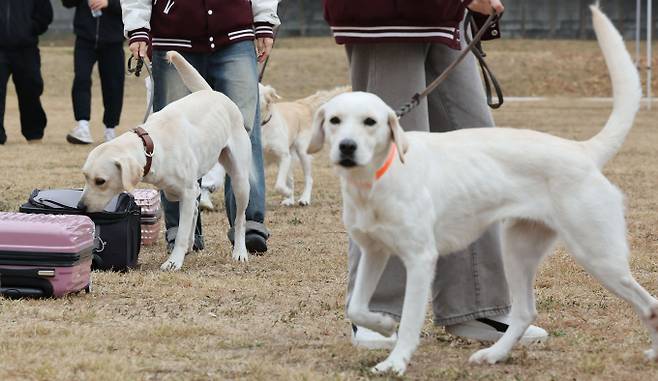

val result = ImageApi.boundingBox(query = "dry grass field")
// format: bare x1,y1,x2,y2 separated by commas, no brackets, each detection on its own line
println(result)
1,37,658,380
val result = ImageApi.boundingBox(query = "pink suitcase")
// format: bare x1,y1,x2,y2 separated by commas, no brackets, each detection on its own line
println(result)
131,189,162,246
0,212,94,298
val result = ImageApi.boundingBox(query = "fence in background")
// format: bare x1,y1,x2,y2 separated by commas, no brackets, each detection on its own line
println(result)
48,1,654,40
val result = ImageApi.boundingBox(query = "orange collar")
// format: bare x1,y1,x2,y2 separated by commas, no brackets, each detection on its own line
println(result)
375,143,397,181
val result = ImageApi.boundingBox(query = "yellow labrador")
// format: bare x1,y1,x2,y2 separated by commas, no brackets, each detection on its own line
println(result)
259,84,349,205
308,6,658,375
79,51,252,270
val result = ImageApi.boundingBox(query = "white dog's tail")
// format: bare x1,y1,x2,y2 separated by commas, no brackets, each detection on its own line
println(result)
298,85,351,111
583,5,642,168
165,51,212,93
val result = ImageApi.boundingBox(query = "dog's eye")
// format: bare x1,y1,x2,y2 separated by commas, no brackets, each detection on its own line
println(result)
363,117,376,126
94,178,106,186
329,116,341,124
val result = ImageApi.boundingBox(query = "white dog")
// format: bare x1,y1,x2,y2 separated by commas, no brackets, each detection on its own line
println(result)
260,84,349,206
79,51,253,270
308,6,658,375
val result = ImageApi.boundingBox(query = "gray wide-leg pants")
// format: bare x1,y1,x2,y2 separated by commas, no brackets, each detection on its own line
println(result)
345,39,511,326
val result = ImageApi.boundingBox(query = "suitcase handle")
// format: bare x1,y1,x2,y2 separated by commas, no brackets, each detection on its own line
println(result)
0,268,55,278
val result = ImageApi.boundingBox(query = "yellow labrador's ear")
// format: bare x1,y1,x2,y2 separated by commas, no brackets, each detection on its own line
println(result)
262,85,281,104
307,106,326,154
388,111,409,163
115,157,141,192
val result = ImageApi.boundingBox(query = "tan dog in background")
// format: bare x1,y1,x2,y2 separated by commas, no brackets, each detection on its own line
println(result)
79,51,253,270
260,84,349,206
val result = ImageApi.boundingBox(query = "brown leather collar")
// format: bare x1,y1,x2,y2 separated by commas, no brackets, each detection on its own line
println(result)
132,127,154,177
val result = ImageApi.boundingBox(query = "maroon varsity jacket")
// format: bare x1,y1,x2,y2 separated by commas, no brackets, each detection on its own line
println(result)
124,0,279,53
322,0,500,48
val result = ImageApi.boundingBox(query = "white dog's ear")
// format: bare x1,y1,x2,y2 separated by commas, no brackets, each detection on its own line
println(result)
307,106,326,154
388,111,409,163
115,157,142,192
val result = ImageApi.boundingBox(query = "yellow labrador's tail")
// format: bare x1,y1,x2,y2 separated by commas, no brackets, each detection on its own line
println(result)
583,5,642,168
165,51,212,93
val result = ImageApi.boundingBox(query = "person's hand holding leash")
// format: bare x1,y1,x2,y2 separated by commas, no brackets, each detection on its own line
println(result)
256,37,274,63
467,0,504,14
129,41,148,60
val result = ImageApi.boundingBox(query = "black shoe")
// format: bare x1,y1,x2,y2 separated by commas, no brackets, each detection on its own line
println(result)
245,232,267,254
227,228,268,254
166,234,205,254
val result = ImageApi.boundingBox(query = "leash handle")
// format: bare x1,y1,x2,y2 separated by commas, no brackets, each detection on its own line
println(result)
395,11,500,118
464,11,504,109
127,55,145,77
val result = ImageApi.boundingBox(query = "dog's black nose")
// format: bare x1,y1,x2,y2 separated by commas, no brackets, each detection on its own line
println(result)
77,200,87,210
339,139,357,155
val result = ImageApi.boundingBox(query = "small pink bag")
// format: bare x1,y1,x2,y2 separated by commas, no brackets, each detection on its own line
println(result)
0,212,94,298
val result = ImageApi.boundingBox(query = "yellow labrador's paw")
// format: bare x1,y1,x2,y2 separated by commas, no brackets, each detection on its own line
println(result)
468,347,507,365
232,248,249,262
281,197,295,207
371,358,406,376
644,348,658,361
275,184,293,197
160,259,183,271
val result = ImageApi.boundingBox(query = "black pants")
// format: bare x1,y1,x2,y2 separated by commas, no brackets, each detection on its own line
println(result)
72,38,125,128
0,46,47,144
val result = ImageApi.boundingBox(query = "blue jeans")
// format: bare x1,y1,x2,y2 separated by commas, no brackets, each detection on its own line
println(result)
151,41,268,244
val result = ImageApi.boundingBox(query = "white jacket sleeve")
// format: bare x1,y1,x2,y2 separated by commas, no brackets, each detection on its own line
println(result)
252,0,280,38
120,0,152,41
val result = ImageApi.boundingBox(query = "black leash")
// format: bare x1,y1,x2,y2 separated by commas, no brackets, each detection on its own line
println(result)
396,11,502,118
127,55,154,124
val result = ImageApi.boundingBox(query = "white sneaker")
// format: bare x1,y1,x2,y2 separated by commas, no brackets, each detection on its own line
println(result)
445,314,548,346
66,122,93,144
199,188,214,211
351,324,398,350
104,127,116,142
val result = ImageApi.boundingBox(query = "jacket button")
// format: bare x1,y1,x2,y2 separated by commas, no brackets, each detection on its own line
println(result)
491,30,498,36
208,10,213,15
209,37,214,42
211,43,216,49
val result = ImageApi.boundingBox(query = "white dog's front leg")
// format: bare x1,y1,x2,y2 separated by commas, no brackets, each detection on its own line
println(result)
372,251,437,376
296,148,313,206
281,170,295,206
160,187,198,271
274,152,293,197
347,244,396,336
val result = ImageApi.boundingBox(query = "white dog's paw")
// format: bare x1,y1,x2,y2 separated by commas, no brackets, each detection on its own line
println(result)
232,248,249,262
371,358,407,376
644,348,658,361
468,347,508,365
281,197,295,207
298,197,310,206
275,184,293,197
160,259,183,271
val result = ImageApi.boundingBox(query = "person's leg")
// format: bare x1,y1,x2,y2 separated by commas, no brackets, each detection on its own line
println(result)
345,43,430,321
423,41,511,326
97,41,125,140
151,49,206,250
0,50,10,144
207,40,269,252
9,47,47,141
72,38,96,124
